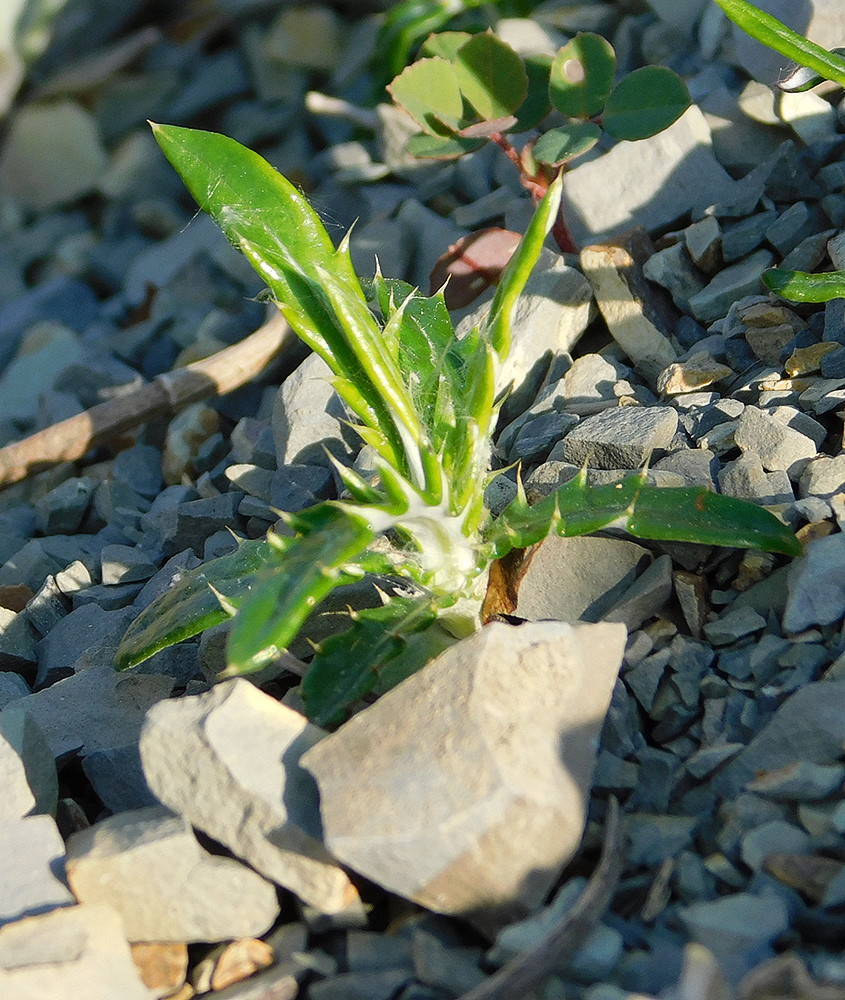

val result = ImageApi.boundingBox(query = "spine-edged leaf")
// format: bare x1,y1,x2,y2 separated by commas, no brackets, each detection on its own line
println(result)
712,0,845,89
225,505,378,675
488,472,801,561
549,32,616,119
763,268,845,303
150,124,353,287
484,171,563,359
779,49,845,92
115,537,277,669
454,31,528,121
533,122,601,166
302,595,441,727
387,57,465,136
602,66,691,141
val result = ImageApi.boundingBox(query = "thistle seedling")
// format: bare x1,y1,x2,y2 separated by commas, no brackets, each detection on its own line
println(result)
387,28,691,252
115,124,800,726
712,0,845,304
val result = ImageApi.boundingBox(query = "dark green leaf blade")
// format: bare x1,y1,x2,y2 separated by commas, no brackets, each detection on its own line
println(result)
488,472,801,561
602,66,691,141
387,57,465,136
115,538,276,670
762,268,845,303
532,122,602,166
454,32,528,120
712,0,845,89
513,52,552,131
302,595,439,727
548,32,616,119
226,505,377,676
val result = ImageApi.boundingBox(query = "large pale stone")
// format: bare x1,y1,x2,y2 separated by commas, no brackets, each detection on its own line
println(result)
0,815,75,925
66,805,280,943
564,107,737,246
140,679,359,915
0,904,151,1000
302,620,626,932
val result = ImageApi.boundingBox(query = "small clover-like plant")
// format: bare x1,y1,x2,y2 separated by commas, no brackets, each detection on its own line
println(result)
712,0,845,305
387,28,691,252
115,124,800,727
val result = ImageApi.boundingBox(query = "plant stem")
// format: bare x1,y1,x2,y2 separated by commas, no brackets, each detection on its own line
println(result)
489,132,577,254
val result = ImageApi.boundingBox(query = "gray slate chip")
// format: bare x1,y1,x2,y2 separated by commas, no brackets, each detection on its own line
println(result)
558,406,678,469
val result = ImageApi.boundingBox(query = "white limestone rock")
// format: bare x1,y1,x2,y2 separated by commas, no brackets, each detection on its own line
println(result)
140,678,360,915
302,620,626,933
66,805,280,943
0,904,152,1000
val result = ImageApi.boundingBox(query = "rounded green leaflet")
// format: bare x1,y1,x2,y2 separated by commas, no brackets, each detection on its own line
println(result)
387,56,465,136
532,122,602,166
512,52,552,132
406,132,484,159
602,65,691,141
454,31,527,121
421,30,473,61
549,32,616,119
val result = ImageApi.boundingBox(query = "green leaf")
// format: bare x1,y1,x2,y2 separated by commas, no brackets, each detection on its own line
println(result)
406,131,484,159
712,0,845,90
762,268,845,303
226,505,378,675
388,57,465,135
532,122,602,166
602,66,691,141
302,595,440,727
779,48,845,92
512,52,553,131
453,31,528,120
548,32,616,119
421,30,473,61
488,471,801,561
484,171,563,360
115,538,276,670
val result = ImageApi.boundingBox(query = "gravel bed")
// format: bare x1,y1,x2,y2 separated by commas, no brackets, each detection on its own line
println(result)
3,1,845,998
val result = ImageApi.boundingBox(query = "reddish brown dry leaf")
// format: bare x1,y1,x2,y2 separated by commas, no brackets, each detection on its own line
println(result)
430,228,522,309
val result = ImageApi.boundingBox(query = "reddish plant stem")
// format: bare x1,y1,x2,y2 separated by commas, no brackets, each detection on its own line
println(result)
489,132,578,255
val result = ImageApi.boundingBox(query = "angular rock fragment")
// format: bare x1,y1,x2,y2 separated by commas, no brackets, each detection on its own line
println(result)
559,406,678,469
140,678,358,914
0,814,75,925
0,904,151,999
65,805,280,943
302,621,626,932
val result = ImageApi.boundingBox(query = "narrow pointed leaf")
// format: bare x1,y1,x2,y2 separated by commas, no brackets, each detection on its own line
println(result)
762,268,845,303
549,32,616,119
115,538,276,670
226,505,377,675
484,171,563,359
533,122,602,166
488,473,801,560
302,595,439,726
712,0,845,89
454,32,527,121
387,57,464,136
779,49,845,92
603,66,691,141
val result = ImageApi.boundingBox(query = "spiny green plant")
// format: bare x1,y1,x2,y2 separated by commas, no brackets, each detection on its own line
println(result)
713,0,845,304
115,124,800,727
387,26,691,251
